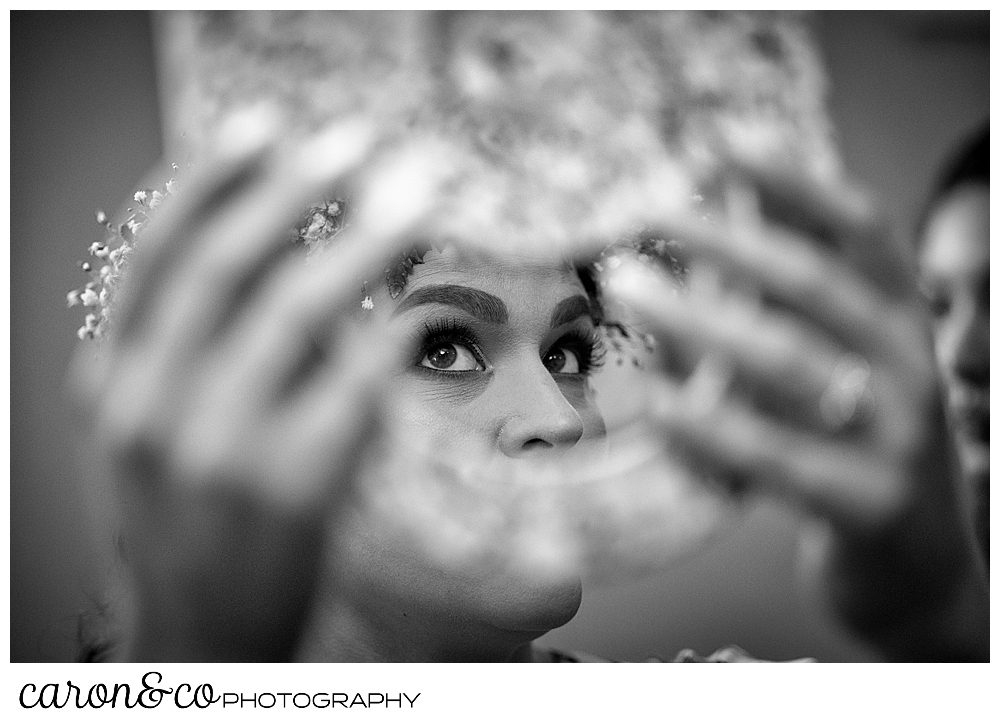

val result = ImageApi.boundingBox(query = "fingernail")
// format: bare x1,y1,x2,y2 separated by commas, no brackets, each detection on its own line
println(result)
355,140,456,240
681,355,732,417
605,257,670,305
214,102,285,161
293,116,378,186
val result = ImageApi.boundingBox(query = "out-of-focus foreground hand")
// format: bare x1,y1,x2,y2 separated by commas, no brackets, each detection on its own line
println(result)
605,159,989,661
68,109,432,661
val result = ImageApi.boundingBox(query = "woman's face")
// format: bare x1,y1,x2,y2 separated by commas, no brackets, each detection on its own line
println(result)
332,246,607,644
387,245,606,458
919,183,989,556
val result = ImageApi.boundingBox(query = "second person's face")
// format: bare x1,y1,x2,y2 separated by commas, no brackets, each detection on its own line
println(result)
920,183,989,557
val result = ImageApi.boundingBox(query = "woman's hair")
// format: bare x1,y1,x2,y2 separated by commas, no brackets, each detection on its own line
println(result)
917,123,989,243
935,125,989,195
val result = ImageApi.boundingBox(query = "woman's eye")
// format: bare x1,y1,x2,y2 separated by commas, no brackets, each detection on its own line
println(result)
543,345,581,375
420,342,484,372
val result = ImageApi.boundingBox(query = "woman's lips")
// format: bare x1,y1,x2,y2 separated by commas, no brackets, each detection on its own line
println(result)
953,405,990,446
949,387,989,446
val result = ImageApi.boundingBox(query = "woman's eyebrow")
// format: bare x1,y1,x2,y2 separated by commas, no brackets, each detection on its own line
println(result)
550,295,593,328
392,284,509,324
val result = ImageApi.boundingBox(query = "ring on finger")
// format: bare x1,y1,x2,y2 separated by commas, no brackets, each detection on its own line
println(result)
819,354,874,433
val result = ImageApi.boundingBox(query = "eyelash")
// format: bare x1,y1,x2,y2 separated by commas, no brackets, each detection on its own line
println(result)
417,318,488,372
551,327,606,376
415,318,606,376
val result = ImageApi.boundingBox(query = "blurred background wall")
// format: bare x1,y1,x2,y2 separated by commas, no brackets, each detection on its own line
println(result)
10,11,988,662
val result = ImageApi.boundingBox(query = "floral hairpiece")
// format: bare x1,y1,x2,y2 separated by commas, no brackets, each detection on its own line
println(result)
69,177,667,372
68,181,434,340
289,197,430,307
67,170,180,340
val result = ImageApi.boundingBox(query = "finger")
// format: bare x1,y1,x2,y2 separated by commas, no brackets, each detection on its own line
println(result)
113,105,289,343
160,315,403,519
566,202,901,361
95,118,380,468
80,117,279,426
717,154,916,300
103,136,452,495
92,340,177,483
138,117,378,355
108,120,379,428
634,214,893,355
269,324,407,511
607,259,852,429
207,141,455,404
208,214,419,407
645,376,907,530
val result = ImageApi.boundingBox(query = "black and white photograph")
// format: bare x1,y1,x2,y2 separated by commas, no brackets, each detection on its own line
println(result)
9,8,989,689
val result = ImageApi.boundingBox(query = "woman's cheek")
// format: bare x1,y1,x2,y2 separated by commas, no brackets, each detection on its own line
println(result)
387,371,494,446
557,377,606,440
387,371,604,451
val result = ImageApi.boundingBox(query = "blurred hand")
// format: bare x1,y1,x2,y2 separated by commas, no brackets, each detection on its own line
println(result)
604,158,988,660
69,109,434,661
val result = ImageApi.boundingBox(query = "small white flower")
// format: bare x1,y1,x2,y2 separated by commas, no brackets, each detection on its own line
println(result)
149,191,164,208
99,287,109,305
95,210,108,225
134,190,148,204
165,178,177,194
79,313,102,340
80,288,99,306
309,212,326,228
99,265,112,280
67,289,81,307
361,296,375,310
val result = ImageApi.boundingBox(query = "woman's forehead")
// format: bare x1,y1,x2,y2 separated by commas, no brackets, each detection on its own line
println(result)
921,185,989,275
405,246,586,298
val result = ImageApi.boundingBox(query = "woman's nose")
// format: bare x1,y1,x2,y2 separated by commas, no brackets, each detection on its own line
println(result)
496,362,585,458
938,291,990,389
953,311,990,388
